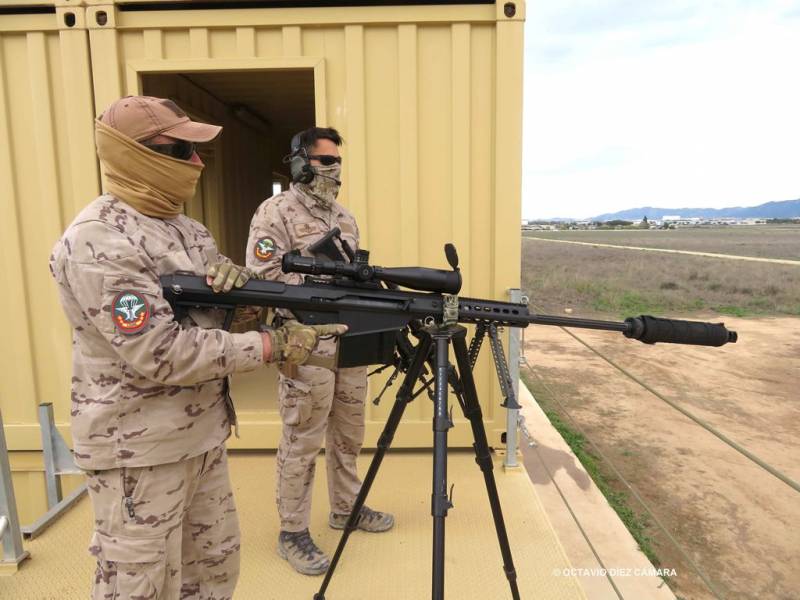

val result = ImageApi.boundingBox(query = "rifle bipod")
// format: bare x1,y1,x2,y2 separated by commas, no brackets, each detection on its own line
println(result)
313,323,521,600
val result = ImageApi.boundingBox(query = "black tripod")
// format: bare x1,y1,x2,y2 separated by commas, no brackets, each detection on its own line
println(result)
314,322,521,600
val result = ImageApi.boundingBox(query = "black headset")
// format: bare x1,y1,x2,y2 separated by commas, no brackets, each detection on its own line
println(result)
288,132,315,184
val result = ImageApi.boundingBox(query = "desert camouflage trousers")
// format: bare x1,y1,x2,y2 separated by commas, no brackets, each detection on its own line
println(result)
86,444,240,600
277,362,368,532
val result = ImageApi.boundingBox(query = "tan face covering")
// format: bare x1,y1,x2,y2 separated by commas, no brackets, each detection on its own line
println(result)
298,163,341,210
94,119,202,219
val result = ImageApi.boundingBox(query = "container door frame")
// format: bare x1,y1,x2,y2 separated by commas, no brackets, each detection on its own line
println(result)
125,57,328,125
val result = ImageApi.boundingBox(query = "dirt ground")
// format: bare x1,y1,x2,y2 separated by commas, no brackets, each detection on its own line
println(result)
522,315,800,600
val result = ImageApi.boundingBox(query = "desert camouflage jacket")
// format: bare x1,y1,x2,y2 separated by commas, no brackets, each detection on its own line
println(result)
49,195,263,470
245,185,359,362
245,183,359,284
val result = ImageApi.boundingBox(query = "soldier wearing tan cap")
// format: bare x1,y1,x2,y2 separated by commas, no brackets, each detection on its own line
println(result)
49,96,346,599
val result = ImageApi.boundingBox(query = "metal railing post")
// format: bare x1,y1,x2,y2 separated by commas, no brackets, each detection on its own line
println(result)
39,404,63,509
20,404,86,539
504,288,523,468
0,409,30,572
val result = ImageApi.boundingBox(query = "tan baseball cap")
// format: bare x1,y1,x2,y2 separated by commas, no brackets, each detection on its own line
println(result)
98,95,221,143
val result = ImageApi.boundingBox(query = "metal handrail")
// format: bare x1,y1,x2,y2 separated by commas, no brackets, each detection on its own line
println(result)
1,409,30,571
20,404,86,540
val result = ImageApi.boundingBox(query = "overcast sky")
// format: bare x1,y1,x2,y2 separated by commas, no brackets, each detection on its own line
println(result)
522,0,800,219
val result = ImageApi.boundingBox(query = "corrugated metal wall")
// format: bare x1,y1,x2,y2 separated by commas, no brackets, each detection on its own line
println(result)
0,8,98,450
0,6,99,522
0,0,524,509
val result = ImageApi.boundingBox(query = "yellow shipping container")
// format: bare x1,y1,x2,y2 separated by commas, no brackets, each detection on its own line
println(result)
0,0,524,523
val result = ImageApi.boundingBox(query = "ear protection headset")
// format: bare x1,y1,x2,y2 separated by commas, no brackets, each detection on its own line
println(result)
288,132,315,184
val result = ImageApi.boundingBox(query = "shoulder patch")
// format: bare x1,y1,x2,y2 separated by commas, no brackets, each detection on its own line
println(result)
112,290,150,335
254,237,276,261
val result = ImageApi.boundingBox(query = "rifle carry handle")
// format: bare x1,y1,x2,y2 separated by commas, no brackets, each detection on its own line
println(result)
624,315,738,347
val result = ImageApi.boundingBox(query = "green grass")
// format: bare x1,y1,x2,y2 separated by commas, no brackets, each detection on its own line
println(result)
715,305,750,318
561,278,777,319
522,372,662,568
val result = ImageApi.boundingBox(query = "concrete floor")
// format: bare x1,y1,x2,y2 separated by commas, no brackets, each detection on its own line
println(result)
1,450,585,600
1,378,677,600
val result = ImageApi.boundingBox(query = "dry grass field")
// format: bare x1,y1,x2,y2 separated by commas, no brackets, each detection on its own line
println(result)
521,231,800,318
519,227,800,599
523,225,800,260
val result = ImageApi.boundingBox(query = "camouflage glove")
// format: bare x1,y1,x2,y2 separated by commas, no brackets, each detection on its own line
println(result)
269,321,348,365
206,261,252,293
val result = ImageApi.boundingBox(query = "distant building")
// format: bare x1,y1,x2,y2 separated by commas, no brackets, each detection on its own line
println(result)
662,215,700,226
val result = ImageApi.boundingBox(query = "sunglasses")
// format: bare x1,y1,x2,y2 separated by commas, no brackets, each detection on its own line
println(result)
307,154,342,166
143,140,196,161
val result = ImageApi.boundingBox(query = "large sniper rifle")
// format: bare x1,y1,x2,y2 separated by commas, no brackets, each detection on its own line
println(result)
160,244,736,600
161,243,736,392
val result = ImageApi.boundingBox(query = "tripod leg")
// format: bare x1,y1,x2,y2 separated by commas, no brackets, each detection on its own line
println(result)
430,330,454,600
314,334,433,600
452,331,522,600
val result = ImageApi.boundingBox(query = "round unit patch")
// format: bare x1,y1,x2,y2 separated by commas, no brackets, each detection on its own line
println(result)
112,290,150,335
254,237,276,261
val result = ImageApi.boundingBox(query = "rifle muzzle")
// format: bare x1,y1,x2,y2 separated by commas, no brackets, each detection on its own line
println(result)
624,315,738,346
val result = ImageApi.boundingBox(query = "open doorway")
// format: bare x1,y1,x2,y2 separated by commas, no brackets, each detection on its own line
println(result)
141,69,315,263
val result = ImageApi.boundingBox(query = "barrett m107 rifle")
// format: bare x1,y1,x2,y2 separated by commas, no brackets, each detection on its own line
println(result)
160,244,736,600
161,242,735,374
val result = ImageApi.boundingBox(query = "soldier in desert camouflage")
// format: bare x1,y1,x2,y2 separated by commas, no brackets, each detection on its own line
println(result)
246,128,395,577
49,96,346,599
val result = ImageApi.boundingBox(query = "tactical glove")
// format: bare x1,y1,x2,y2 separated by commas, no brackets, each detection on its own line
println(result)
207,261,252,293
269,321,347,366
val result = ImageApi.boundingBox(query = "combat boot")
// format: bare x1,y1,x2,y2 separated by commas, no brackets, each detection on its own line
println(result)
277,529,330,576
329,505,395,533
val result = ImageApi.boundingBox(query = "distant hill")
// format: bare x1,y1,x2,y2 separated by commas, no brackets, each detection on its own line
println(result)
590,199,800,222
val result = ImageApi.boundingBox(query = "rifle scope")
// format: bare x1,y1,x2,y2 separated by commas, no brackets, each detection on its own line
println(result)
282,251,463,294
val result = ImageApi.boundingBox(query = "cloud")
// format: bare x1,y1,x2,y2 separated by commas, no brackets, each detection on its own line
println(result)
522,0,800,219
530,146,631,176
538,0,697,35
